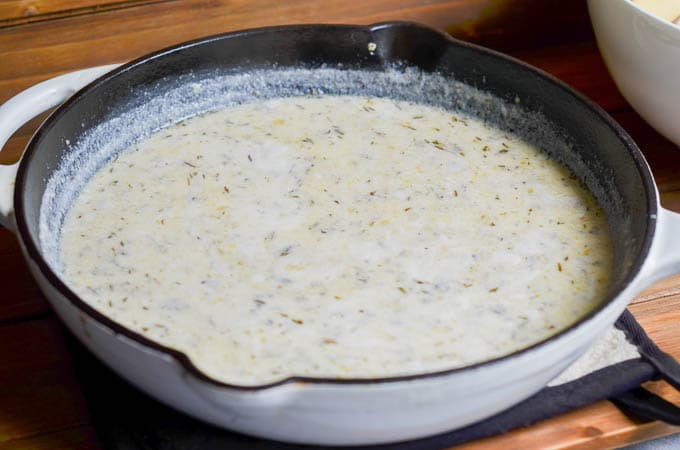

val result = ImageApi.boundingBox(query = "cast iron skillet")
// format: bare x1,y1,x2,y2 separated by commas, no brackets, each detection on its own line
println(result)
0,22,679,445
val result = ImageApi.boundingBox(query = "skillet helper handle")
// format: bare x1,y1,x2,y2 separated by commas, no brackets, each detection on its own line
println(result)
0,64,121,231
641,207,680,284
611,209,680,425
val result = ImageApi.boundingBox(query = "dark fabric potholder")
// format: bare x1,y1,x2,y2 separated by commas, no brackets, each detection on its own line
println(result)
70,310,680,450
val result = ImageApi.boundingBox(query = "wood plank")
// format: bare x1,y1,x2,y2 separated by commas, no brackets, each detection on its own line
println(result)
510,41,628,113
0,1,171,27
0,0,599,104
0,229,50,323
446,0,593,52
0,0,594,52
0,318,72,373
0,425,101,450
630,293,680,358
0,319,90,443
663,191,680,213
633,274,680,306
0,0,123,20
460,401,680,450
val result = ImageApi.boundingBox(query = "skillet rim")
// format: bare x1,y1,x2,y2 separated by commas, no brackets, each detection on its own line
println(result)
13,21,658,391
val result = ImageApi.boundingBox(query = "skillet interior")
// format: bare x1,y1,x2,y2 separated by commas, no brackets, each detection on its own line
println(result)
17,22,655,387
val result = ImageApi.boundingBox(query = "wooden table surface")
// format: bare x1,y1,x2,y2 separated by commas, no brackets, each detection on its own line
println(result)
1,1,680,448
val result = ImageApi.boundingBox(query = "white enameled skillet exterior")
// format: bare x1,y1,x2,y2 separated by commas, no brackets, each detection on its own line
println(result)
1,63,679,445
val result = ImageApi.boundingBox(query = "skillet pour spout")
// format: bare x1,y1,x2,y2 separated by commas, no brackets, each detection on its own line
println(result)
1,22,680,445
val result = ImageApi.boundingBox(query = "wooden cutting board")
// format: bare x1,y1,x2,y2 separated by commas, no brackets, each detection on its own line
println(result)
1,1,680,448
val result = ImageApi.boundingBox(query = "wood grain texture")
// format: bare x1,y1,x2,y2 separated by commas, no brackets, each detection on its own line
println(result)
461,401,679,450
0,0,679,448
633,274,680,306
0,425,101,450
631,294,680,358
446,0,593,52
0,320,90,443
0,228,49,323
511,40,628,113
0,0,111,19
662,191,680,213
0,0,595,103
0,0,171,27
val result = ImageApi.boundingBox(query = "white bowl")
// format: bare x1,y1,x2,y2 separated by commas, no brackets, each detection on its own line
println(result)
588,0,680,146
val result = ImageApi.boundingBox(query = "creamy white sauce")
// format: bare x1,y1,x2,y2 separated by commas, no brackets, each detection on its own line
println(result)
59,96,612,385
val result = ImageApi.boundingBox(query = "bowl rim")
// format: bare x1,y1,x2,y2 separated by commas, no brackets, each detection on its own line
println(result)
622,0,680,34
14,21,658,391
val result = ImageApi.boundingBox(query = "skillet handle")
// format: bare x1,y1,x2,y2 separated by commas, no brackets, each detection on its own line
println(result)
641,207,680,284
0,64,121,231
